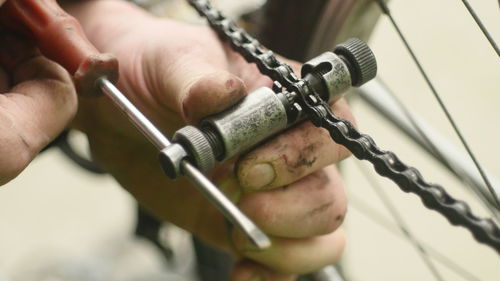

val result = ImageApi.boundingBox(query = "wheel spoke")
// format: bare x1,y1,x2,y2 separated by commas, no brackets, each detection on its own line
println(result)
355,162,445,281
374,0,500,210
459,0,500,57
356,80,500,220
349,193,482,281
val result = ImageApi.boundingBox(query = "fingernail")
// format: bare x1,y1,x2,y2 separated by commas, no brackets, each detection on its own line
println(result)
242,163,275,190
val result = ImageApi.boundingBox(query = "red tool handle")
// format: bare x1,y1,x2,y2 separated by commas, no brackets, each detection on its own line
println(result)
1,0,118,96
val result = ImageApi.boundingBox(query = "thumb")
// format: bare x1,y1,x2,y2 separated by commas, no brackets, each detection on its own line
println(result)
179,68,247,124
152,54,248,124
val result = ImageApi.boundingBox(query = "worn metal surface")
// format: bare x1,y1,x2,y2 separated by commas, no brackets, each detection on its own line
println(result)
333,38,377,87
159,143,189,179
173,126,216,173
171,45,372,168
203,87,288,160
302,52,352,102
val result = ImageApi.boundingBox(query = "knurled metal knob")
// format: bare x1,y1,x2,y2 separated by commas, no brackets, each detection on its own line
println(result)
173,126,215,173
334,38,377,87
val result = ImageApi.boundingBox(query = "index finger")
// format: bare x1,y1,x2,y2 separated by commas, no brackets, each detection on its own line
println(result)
0,56,77,185
0,31,76,184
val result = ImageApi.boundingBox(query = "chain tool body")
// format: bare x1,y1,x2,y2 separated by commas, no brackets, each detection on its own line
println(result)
184,0,500,253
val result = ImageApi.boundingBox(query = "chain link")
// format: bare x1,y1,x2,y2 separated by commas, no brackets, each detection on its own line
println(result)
186,0,500,253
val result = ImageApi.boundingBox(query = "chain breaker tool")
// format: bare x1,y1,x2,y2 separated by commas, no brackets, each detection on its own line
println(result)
179,0,500,253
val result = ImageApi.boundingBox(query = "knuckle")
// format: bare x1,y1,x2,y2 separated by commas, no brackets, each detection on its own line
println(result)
309,203,343,235
323,203,347,234
278,146,317,180
268,125,334,184
274,126,322,172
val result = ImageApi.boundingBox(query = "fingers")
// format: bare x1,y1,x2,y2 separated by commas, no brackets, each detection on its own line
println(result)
0,41,76,184
238,166,347,238
231,260,296,281
229,165,346,275
232,228,346,275
237,98,355,192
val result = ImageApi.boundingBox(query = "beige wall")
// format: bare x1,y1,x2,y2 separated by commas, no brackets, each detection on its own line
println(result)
343,0,499,280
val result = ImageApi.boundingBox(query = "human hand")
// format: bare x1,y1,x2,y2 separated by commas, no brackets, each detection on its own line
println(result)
0,1,77,185
66,1,354,280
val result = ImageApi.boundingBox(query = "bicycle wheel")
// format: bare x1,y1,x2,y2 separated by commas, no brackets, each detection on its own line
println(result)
345,2,499,280
243,0,499,280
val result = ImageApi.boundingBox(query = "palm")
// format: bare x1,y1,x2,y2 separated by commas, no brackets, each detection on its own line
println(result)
76,19,273,249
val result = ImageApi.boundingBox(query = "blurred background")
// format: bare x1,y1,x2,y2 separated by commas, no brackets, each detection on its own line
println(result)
0,0,498,280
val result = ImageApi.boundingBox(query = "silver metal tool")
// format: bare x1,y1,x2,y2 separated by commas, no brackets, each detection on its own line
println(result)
158,38,376,281
312,265,346,281
161,38,377,178
98,77,271,249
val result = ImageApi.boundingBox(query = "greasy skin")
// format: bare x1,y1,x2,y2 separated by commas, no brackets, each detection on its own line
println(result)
66,1,356,280
0,23,77,185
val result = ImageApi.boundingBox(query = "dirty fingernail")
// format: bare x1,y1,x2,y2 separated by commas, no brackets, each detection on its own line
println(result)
242,163,275,190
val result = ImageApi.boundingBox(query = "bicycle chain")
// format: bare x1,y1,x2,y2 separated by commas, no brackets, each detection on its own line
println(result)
187,0,500,253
